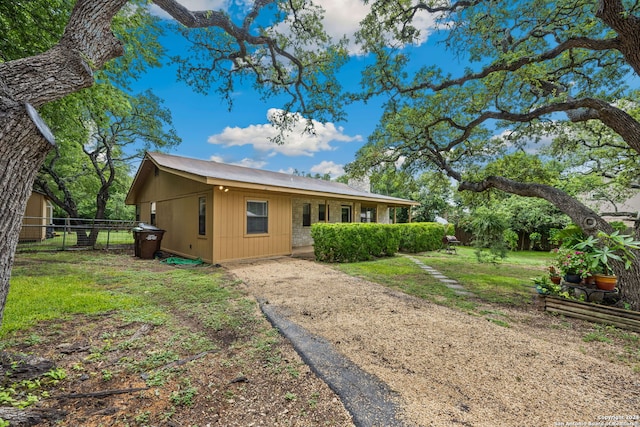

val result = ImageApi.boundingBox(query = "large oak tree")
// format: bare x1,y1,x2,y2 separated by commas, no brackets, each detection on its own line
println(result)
0,0,345,326
349,0,640,309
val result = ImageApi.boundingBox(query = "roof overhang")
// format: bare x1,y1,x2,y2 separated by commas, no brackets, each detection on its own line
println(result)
126,152,419,207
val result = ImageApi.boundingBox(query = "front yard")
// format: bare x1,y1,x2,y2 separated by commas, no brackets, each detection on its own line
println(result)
1,248,639,426
1,251,351,426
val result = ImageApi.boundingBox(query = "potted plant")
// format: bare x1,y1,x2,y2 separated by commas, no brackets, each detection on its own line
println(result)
548,266,561,285
553,247,591,283
573,231,640,291
532,276,561,295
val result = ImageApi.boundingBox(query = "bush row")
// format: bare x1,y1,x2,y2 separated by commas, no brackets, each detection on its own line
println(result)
311,222,449,263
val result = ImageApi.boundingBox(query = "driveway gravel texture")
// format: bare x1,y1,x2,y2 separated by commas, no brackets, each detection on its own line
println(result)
225,256,640,427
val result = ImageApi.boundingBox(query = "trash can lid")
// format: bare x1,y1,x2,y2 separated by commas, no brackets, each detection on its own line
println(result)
137,222,163,231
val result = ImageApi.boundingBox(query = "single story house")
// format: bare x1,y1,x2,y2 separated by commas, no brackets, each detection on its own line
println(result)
125,152,418,263
19,191,54,241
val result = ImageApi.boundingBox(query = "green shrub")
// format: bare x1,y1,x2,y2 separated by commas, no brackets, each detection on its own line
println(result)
311,222,446,262
396,222,446,253
444,223,455,236
470,207,509,263
609,221,628,233
504,229,519,251
311,223,400,263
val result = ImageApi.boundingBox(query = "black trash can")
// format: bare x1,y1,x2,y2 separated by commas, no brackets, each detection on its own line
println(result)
132,223,165,259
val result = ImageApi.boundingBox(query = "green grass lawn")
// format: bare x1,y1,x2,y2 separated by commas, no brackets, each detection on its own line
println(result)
2,251,250,340
335,246,554,309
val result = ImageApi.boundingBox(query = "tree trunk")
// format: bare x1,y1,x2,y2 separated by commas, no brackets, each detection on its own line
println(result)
0,0,126,327
614,258,640,310
0,103,55,326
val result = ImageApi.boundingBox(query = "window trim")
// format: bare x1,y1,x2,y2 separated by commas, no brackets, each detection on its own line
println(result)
318,203,328,222
198,196,207,236
360,206,377,223
341,205,352,223
302,203,311,227
150,202,156,226
246,199,269,235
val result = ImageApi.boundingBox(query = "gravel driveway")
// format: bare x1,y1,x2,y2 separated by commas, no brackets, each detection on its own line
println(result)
225,256,640,426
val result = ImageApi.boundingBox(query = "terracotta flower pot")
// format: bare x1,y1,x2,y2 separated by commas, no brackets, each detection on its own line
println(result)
593,273,617,291
550,276,561,285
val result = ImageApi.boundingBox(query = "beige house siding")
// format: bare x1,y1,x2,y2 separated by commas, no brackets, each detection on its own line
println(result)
154,193,213,263
583,189,640,230
132,168,214,262
19,192,52,241
213,189,291,262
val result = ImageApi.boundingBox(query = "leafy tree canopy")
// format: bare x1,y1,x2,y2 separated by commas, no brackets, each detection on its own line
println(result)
350,0,640,230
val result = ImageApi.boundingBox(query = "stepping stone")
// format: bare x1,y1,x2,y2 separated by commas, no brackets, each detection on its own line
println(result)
454,290,475,296
446,283,466,290
440,279,459,284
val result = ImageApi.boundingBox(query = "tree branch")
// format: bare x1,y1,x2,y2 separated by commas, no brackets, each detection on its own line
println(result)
403,37,620,94
458,176,613,233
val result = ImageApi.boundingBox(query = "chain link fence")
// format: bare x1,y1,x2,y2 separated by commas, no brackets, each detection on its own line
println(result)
18,217,137,252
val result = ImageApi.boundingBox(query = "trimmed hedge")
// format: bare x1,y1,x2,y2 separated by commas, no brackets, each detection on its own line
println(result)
311,223,399,263
397,222,446,253
311,222,447,263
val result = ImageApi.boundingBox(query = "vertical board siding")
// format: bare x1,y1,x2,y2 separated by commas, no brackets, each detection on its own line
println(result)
19,193,47,241
155,192,213,263
213,189,291,262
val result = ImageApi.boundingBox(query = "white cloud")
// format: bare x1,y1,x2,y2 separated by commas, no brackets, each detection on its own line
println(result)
208,108,362,157
310,160,344,178
317,0,438,54
498,129,554,154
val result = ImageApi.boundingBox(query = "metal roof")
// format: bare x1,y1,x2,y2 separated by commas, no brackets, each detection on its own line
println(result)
141,152,417,206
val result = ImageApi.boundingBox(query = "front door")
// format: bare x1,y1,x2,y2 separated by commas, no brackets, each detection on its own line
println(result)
341,205,351,223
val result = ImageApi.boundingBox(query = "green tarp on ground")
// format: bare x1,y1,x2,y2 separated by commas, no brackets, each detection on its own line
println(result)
161,257,204,266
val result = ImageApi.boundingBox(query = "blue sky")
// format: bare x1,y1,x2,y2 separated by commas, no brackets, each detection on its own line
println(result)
128,0,445,178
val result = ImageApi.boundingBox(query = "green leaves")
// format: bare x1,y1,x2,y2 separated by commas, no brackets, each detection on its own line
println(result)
572,231,640,274
0,0,71,61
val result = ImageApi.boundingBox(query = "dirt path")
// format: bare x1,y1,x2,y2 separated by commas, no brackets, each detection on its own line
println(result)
225,256,640,427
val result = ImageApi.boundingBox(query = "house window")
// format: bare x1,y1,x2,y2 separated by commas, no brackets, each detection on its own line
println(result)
198,196,206,236
319,204,328,222
302,203,311,227
341,205,351,223
135,204,141,222
247,200,268,234
150,202,156,225
361,207,377,223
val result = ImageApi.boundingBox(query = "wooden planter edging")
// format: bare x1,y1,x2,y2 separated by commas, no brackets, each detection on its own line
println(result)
540,295,640,333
